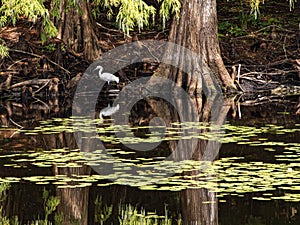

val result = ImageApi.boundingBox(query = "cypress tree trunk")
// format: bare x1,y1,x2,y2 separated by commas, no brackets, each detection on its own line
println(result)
153,0,236,94
53,0,101,60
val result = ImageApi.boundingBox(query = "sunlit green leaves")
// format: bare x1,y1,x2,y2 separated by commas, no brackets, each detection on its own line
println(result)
97,0,181,35
104,0,156,35
0,41,9,58
117,0,155,35
119,204,173,225
0,0,57,42
158,0,180,29
249,0,296,19
249,0,261,19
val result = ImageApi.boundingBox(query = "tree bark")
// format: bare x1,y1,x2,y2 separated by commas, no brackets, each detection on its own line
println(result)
153,0,236,95
53,0,101,61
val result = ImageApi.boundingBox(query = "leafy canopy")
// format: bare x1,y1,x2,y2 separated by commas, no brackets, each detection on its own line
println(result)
249,0,297,19
94,0,181,35
0,0,57,57
0,0,57,41
0,0,297,58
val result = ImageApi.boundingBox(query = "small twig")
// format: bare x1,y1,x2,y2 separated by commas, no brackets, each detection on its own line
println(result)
241,70,297,77
240,71,261,77
140,42,160,63
0,71,19,75
269,59,293,67
253,25,274,34
96,22,123,33
237,102,241,119
237,64,241,84
231,65,236,80
283,36,288,59
9,49,71,74
7,58,28,69
10,79,51,90
9,118,23,129
32,96,50,110
9,129,21,138
118,69,133,83
240,97,282,106
235,81,245,92
253,25,295,35
33,80,51,94
5,74,13,89
239,76,278,85
99,32,122,37
273,25,295,34
154,29,169,39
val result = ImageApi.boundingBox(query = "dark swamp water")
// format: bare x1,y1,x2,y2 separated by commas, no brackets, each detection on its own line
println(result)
0,88,300,225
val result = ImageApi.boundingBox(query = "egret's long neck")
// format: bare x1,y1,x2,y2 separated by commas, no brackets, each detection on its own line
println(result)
99,67,103,75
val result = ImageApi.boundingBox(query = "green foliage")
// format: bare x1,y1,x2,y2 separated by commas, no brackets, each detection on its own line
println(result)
267,17,280,26
0,40,9,58
0,0,57,43
0,217,10,225
118,204,176,225
158,0,181,29
54,212,63,225
0,185,60,225
0,182,10,202
50,0,81,23
0,0,46,25
288,0,296,11
41,17,57,43
0,183,10,225
45,196,60,216
43,188,60,223
94,0,181,35
44,43,56,52
50,0,62,19
218,21,246,37
94,196,113,224
118,0,156,35
240,13,264,30
42,188,49,200
249,0,260,19
100,0,156,35
249,0,296,19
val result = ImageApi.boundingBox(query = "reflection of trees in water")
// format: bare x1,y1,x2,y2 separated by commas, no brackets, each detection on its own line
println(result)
54,167,90,225
144,92,233,224
227,95,300,125
0,95,69,128
48,132,91,225
93,185,182,224
1,83,300,224
181,188,217,225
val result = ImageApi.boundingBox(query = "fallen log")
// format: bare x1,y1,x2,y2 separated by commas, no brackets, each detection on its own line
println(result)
9,79,51,89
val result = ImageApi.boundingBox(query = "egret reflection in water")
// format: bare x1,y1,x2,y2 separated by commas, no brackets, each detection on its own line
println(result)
99,104,120,120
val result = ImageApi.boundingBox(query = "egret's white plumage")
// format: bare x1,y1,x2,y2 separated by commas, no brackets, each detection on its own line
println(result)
99,104,120,119
94,65,119,84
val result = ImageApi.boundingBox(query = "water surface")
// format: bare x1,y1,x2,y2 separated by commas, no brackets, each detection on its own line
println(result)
0,94,299,224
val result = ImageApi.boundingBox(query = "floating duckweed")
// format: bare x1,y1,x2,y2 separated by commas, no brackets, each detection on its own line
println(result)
1,118,299,201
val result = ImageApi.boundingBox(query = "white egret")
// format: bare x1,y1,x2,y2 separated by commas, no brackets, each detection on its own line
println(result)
94,65,119,84
99,104,120,119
